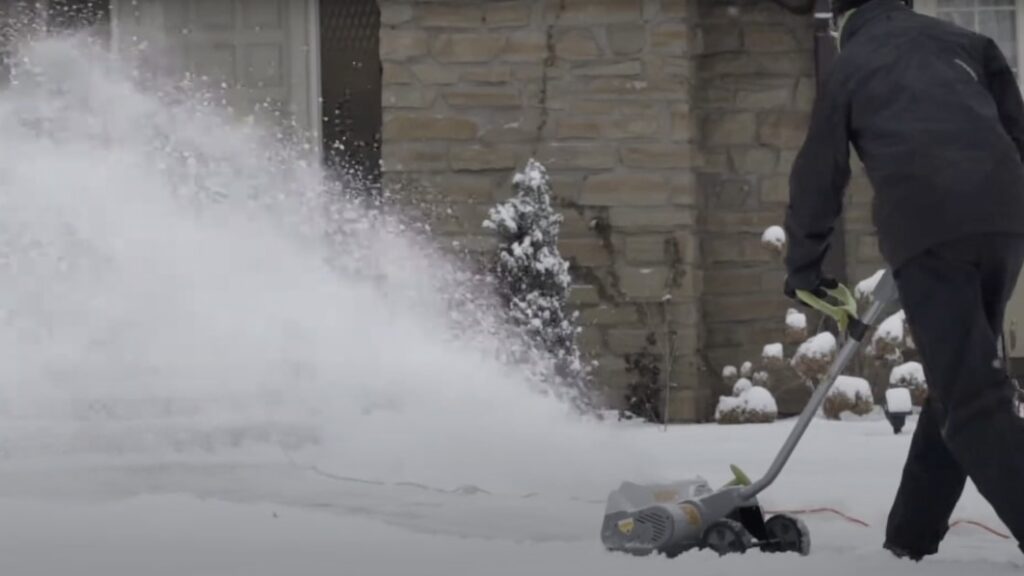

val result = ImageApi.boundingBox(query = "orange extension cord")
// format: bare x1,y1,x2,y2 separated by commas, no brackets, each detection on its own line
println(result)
765,508,1012,540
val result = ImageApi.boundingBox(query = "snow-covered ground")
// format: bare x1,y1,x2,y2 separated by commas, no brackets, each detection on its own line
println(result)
0,414,1020,576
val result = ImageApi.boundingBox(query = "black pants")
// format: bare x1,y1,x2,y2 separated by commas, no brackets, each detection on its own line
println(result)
885,234,1024,555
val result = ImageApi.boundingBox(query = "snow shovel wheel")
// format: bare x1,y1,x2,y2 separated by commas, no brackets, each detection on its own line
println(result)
701,519,753,556
763,514,811,556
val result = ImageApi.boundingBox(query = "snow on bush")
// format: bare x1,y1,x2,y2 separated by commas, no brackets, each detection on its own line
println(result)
761,342,784,367
483,159,593,410
890,361,927,406
885,387,913,414
722,365,739,388
792,332,837,380
785,308,808,342
740,361,753,378
871,310,907,361
761,225,786,254
733,377,753,396
716,385,778,424
855,269,885,302
823,376,874,419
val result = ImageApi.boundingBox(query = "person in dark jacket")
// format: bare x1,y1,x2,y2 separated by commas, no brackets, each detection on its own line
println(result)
783,0,1024,560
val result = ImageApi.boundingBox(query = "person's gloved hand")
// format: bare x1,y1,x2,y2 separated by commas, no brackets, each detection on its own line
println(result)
784,274,839,304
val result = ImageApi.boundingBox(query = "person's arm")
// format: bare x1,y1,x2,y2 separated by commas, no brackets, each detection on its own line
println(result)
783,70,852,291
982,37,1024,161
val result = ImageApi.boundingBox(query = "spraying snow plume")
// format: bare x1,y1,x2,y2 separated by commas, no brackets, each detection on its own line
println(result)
0,35,662,496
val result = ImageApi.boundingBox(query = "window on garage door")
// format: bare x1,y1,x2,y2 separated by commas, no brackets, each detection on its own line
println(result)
916,0,1023,78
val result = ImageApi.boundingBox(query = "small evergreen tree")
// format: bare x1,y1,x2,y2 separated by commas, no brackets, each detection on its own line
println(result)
483,159,594,411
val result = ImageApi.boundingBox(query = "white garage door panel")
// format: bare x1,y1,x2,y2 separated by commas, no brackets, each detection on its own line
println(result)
111,0,319,141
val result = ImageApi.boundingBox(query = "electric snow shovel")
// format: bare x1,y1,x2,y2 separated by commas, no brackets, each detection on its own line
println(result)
600,270,900,558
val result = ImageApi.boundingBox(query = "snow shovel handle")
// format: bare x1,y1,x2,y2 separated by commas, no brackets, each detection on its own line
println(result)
739,270,900,502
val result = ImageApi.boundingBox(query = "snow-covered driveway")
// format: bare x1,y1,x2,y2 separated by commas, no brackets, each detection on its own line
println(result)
0,416,1020,576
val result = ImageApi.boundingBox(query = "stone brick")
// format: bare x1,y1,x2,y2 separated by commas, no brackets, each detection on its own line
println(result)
548,173,586,203
706,236,772,264
555,0,644,24
795,76,816,111
383,85,438,108
536,143,619,170
484,2,534,27
580,305,641,325
502,31,548,62
743,25,798,52
555,30,603,60
701,24,742,54
671,175,698,206
778,149,798,170
672,103,691,141
410,62,460,85
702,54,758,76
609,207,695,230
729,147,778,174
625,235,672,264
443,87,522,108
581,173,671,206
569,285,602,306
659,0,689,17
704,112,757,146
449,145,524,171
703,211,784,233
381,143,449,172
858,235,879,259
760,174,789,203
608,24,647,55
705,268,763,295
620,143,693,169
586,77,688,99
758,111,810,148
431,33,507,63
652,22,690,55
460,65,514,84
383,63,415,85
754,53,814,76
735,79,793,109
575,61,644,77
617,265,671,300
708,178,757,210
607,329,658,354
577,325,606,354
380,30,430,61
380,3,413,25
417,4,484,28
644,55,692,80
560,238,612,267
418,173,499,203
705,295,784,322
383,115,478,141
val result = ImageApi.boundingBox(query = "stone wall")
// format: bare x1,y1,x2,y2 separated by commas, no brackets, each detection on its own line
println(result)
694,1,882,415
378,0,705,420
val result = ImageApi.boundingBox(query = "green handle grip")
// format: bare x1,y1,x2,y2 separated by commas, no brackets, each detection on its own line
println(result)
795,283,858,333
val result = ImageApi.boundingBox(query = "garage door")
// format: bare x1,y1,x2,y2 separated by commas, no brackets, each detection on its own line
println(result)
110,0,320,142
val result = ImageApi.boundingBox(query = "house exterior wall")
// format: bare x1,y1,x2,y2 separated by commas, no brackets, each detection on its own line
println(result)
376,0,885,421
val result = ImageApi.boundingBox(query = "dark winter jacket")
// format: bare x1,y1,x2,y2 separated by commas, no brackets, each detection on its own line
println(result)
784,0,1024,289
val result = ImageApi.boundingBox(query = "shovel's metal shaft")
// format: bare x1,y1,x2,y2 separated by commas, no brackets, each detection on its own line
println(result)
738,270,900,501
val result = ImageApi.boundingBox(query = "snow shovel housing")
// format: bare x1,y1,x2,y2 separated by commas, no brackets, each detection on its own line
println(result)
601,270,901,558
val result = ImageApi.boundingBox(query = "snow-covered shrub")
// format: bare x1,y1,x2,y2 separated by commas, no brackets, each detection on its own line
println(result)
785,308,808,343
761,225,786,255
762,343,785,368
855,269,886,304
792,332,837,381
723,365,739,389
733,377,753,396
716,385,778,424
740,361,753,378
890,361,927,406
823,376,874,419
870,310,909,362
483,159,593,410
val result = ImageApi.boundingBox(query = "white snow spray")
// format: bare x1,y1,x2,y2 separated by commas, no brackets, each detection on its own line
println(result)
0,35,667,497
